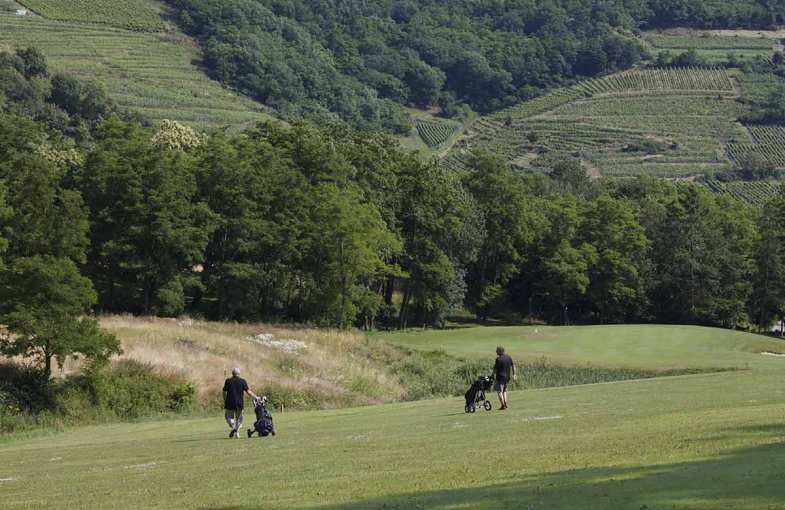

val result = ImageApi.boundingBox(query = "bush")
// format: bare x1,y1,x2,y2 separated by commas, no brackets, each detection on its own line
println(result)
0,363,54,412
0,360,196,435
391,350,491,400
256,383,325,410
80,360,195,418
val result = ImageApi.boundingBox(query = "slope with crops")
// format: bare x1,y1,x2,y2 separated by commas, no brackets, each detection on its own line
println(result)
443,66,748,179
0,2,272,128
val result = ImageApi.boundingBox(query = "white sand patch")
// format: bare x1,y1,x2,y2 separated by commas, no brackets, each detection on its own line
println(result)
48,457,63,462
248,333,307,353
706,29,785,39
0,477,18,482
124,462,159,470
520,415,562,423
761,351,785,357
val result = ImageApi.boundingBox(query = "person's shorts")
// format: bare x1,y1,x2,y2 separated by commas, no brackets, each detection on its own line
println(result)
494,380,508,392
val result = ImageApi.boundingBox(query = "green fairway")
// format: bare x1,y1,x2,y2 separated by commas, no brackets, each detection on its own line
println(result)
377,324,785,369
3,325,785,509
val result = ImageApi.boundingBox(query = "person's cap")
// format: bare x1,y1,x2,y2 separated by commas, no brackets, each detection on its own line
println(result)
232,367,241,376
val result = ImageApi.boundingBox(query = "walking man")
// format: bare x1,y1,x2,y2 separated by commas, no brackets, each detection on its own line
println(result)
223,367,258,438
493,346,516,410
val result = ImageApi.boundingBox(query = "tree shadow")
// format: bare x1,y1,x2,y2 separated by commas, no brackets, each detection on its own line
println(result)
306,440,785,509
199,426,785,509
729,423,785,434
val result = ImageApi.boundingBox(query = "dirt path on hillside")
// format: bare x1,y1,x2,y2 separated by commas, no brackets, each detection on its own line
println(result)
706,29,785,39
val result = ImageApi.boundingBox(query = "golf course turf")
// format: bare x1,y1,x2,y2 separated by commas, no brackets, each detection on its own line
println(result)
3,325,785,509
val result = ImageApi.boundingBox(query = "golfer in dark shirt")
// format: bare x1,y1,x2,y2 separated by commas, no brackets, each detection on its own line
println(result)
493,346,516,410
223,367,258,438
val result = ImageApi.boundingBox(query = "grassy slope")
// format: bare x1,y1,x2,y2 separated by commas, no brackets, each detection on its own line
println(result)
0,8,272,128
97,316,406,407
4,325,785,509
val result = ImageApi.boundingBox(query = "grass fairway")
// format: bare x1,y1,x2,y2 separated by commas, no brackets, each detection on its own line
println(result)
376,324,783,369
3,325,785,509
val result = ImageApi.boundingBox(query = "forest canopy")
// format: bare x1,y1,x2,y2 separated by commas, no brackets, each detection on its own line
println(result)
164,0,784,132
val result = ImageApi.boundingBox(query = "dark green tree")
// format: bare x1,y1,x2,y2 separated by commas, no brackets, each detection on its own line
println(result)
648,187,755,326
78,117,214,315
0,256,120,379
580,195,649,322
749,189,785,330
463,152,540,320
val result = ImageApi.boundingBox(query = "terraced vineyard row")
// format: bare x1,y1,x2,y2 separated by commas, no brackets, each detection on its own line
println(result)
17,0,167,31
727,142,785,167
700,179,781,205
490,87,584,122
414,119,459,148
576,67,735,95
444,66,745,179
747,125,785,144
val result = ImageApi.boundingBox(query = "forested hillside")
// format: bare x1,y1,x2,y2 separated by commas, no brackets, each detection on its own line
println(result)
1,1,785,339
163,0,784,132
3,48,785,335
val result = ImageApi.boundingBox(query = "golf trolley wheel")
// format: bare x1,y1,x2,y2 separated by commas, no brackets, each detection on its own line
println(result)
483,401,492,411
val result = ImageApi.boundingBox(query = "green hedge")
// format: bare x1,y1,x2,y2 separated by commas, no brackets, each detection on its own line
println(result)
0,360,195,435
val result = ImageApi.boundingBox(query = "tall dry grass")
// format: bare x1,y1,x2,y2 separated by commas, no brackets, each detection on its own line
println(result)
100,316,406,409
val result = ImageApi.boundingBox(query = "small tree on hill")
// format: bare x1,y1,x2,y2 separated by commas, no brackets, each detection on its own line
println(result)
151,119,203,151
0,256,120,379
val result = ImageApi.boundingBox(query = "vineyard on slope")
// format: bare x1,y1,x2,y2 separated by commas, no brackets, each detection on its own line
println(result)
414,119,460,148
445,67,741,178
700,179,781,205
16,0,167,31
727,126,785,168
0,15,270,128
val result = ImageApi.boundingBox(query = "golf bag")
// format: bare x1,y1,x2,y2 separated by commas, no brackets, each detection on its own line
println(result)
464,375,494,413
248,398,275,437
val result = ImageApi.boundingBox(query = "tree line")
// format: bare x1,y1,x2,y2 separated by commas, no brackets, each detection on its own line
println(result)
3,47,785,383
5,107,783,332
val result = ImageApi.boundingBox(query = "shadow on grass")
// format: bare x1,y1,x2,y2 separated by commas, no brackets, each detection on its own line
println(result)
204,431,785,510
730,423,785,434
323,443,785,509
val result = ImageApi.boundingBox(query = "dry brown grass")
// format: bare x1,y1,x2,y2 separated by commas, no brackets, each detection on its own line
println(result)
100,316,406,408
